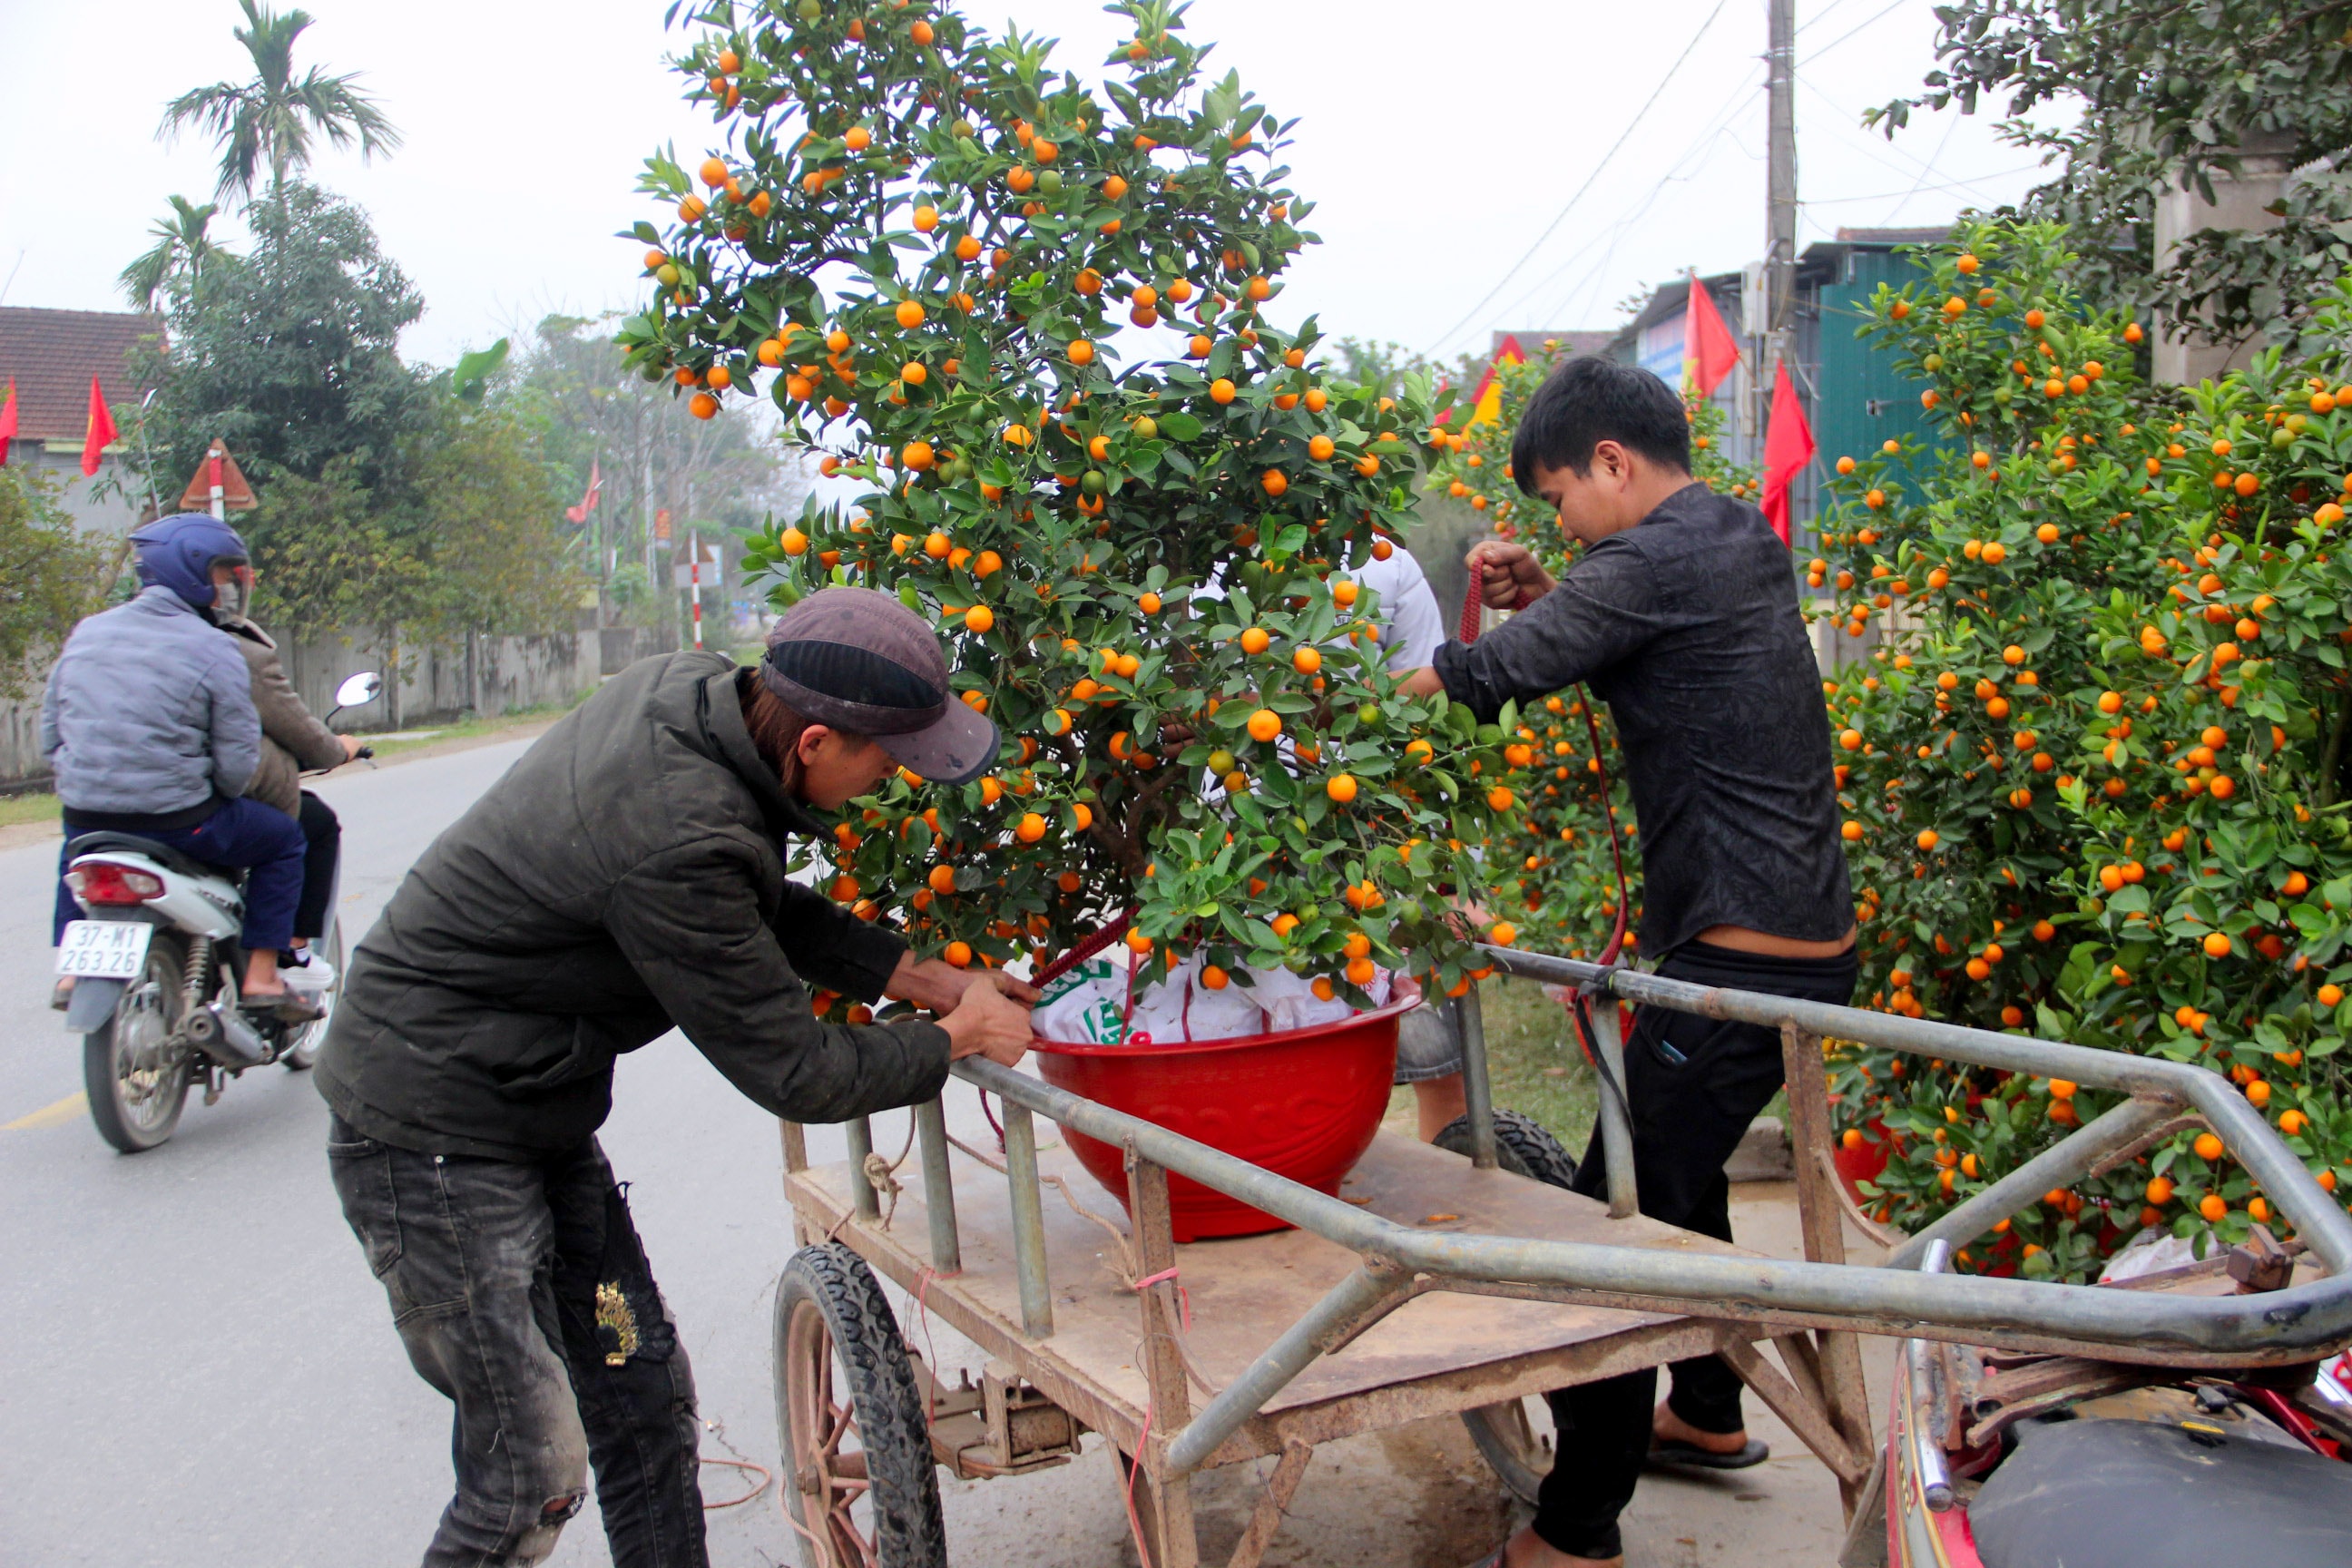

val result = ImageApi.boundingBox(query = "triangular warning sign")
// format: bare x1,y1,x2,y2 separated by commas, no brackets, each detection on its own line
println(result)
177,440,259,513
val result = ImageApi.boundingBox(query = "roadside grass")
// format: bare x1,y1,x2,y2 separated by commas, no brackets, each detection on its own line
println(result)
357,696,584,760
1384,976,1599,1154
0,791,60,829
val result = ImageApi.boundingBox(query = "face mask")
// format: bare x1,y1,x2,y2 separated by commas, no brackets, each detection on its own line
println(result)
212,564,252,620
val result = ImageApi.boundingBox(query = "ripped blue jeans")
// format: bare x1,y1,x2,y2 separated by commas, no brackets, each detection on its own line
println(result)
328,1119,706,1568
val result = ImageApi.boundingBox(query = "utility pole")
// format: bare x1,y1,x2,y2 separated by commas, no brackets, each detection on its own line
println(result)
1764,0,1798,414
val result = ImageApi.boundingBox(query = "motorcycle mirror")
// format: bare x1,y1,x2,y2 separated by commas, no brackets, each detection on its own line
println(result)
334,671,384,710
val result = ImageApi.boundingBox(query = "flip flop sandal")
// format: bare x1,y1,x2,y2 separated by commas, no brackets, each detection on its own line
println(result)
1648,1436,1770,1471
243,991,324,1024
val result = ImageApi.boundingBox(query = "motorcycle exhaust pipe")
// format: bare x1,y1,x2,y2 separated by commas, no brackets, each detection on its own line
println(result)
184,1000,270,1067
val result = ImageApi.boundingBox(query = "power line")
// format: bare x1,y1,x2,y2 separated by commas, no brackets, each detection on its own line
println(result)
1806,0,1910,59
1795,74,1955,188
1422,0,1735,358
1483,84,1759,330
1529,111,1760,329
1883,110,1965,222
1795,0,1861,34
1797,163,2043,204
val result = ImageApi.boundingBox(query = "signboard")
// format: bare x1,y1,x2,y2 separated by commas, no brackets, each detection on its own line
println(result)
653,508,672,542
175,441,259,512
671,541,721,588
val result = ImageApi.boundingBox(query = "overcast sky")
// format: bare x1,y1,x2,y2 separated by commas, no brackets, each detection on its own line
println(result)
0,0,2059,373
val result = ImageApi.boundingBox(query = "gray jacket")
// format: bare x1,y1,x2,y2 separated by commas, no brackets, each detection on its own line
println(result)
42,585,260,817
219,616,346,816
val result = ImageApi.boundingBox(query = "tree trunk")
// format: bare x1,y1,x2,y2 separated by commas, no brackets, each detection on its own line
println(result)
384,626,404,732
2320,684,2352,809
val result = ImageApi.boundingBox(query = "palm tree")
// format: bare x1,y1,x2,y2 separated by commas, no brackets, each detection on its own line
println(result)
159,0,400,206
118,196,236,311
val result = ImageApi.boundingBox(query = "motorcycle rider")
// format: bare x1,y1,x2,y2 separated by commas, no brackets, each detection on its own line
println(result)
207,571,365,987
44,514,316,1013
319,587,1035,1568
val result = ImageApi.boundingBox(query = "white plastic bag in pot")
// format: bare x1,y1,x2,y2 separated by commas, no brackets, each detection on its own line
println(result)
1032,956,1132,1045
1033,950,1390,1045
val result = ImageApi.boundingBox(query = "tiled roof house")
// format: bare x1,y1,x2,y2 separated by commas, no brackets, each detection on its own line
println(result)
0,307,164,534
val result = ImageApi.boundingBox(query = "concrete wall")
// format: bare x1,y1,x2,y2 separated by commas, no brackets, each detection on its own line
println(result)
272,628,611,735
2152,134,2298,385
7,444,150,537
0,623,660,791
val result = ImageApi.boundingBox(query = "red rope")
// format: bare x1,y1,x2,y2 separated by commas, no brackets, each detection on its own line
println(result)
1458,572,1631,967
1118,1266,1191,1566
1581,694,1632,968
1457,564,1491,643
1033,906,1136,989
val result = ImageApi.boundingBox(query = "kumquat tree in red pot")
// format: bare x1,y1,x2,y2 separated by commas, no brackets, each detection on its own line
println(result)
619,0,1528,1059
1809,217,2352,1280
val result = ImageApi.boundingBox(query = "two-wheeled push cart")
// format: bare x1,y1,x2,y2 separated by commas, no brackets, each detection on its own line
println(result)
769,946,2352,1566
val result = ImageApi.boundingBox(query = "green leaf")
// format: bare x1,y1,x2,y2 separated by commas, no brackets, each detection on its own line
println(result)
451,338,510,404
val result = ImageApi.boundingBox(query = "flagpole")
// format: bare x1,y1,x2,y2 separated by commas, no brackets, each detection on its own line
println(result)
132,390,163,519
1764,0,1798,456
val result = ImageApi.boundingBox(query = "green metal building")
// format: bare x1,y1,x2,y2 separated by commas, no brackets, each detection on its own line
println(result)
1601,226,1948,549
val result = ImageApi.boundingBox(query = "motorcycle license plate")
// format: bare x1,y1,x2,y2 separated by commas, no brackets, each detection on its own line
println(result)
56,921,154,980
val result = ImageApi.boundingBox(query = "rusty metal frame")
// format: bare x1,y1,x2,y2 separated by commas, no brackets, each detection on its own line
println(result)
777,944,2352,1567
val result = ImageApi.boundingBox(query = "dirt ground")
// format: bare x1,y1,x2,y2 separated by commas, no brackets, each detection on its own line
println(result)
905,1178,1896,1567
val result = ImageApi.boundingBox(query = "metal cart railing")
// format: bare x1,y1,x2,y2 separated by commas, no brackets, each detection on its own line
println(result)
774,945,2352,1566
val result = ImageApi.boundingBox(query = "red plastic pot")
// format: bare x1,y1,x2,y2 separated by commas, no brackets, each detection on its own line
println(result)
1834,1114,1896,1207
1029,983,1419,1242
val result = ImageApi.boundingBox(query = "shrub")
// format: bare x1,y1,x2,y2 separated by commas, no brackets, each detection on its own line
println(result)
1813,218,2352,1278
0,466,111,697
622,0,1519,1001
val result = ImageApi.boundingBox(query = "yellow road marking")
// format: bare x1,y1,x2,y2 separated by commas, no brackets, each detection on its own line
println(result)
4,1092,87,1132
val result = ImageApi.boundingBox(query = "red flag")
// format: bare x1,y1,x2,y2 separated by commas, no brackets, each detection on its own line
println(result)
1760,358,1813,545
1684,271,1740,397
1465,334,1526,429
565,458,603,524
0,379,16,465
82,377,119,477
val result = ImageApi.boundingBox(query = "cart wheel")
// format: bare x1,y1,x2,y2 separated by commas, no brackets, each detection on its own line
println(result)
1434,1107,1580,1187
772,1242,948,1568
1446,1110,1577,1504
1463,1395,1554,1506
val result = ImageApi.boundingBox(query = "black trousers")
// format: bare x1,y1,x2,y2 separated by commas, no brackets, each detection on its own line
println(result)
294,790,339,942
1534,939,1857,1560
328,1117,707,1568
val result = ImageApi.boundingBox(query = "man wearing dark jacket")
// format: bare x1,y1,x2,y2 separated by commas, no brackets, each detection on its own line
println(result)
1405,358,1856,1568
320,588,1032,1568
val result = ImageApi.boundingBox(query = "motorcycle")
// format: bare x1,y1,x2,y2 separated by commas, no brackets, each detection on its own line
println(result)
1857,1234,2352,1567
56,671,382,1152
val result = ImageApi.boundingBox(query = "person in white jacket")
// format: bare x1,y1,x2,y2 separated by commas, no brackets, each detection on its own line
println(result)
1348,541,1478,1141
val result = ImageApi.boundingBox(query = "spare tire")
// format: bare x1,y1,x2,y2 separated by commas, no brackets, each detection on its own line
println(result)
1432,1107,1580,1188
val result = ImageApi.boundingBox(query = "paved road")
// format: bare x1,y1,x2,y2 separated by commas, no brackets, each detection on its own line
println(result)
0,739,1159,1568
0,737,1855,1567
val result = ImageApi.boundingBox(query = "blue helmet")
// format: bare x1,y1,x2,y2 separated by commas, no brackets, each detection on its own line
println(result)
130,513,250,611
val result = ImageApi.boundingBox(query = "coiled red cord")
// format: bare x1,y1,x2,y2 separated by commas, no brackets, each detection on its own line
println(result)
1459,572,1630,967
